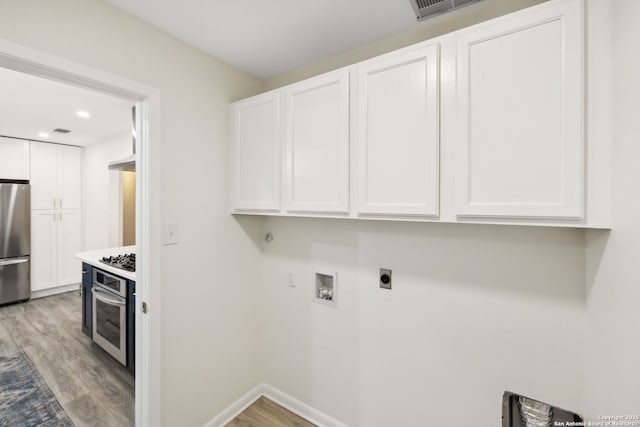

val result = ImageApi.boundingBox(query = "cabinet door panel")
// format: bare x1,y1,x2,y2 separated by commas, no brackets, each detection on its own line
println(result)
0,137,29,180
58,210,82,286
285,70,349,213
455,0,583,218
357,45,440,216
30,142,58,210
58,145,82,210
231,92,281,211
31,211,57,291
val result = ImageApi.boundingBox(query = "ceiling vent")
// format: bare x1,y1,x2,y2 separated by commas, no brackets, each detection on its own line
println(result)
53,128,71,134
410,0,484,22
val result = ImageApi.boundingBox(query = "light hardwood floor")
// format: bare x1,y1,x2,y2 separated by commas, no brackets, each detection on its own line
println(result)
227,397,316,427
0,291,134,427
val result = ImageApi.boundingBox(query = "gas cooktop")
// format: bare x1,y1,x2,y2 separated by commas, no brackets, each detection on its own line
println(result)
100,253,136,272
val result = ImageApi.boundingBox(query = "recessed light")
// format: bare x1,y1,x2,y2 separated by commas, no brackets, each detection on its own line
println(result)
38,132,50,138
76,110,91,118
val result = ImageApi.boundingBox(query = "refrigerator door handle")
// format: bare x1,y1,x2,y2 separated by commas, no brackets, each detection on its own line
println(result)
0,257,29,266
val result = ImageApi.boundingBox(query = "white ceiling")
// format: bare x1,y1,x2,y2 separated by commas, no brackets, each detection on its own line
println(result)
103,0,423,78
0,67,134,146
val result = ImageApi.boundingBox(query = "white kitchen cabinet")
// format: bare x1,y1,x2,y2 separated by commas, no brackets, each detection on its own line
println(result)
230,91,281,212
31,211,57,292
454,0,583,219
31,210,82,292
58,145,82,209
229,0,606,228
356,45,440,217
58,210,82,285
30,141,82,292
0,137,30,180
284,69,350,214
31,141,82,210
30,142,58,209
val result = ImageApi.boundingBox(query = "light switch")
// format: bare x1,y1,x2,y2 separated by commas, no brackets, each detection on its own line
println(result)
163,222,179,245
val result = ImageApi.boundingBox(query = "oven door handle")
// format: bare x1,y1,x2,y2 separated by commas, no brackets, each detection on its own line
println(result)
92,288,126,306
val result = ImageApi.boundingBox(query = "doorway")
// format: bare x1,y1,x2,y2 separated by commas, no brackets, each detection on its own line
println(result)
0,39,161,426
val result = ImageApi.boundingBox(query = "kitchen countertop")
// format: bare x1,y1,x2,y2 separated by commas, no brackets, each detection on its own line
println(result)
75,246,136,281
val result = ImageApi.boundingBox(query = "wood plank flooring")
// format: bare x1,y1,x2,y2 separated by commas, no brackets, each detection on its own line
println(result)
0,291,134,427
227,397,316,427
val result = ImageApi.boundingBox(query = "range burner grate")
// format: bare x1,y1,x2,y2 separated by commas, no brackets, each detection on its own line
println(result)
100,253,136,272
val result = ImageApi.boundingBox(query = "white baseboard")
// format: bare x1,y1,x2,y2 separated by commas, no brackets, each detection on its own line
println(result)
31,283,80,300
203,383,349,427
262,384,349,427
203,384,264,427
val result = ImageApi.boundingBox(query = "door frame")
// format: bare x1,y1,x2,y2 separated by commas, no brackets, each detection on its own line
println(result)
0,38,162,427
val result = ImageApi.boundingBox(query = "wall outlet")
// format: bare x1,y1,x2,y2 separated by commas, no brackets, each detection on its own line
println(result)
380,268,392,290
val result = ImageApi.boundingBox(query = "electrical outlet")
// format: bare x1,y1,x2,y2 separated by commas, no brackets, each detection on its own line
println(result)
287,272,296,288
379,268,392,290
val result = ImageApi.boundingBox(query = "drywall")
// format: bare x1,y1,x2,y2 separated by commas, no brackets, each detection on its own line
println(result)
0,1,264,426
82,133,131,250
264,0,549,90
584,0,640,420
261,218,585,425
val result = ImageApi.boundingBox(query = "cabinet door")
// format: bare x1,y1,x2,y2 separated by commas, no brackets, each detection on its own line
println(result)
58,145,82,210
30,142,58,210
58,210,82,286
0,137,29,180
231,92,281,212
284,69,350,214
455,0,583,218
356,45,440,217
31,211,57,291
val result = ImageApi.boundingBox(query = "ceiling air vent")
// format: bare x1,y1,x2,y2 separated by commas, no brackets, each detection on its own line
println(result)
410,0,484,22
53,128,71,134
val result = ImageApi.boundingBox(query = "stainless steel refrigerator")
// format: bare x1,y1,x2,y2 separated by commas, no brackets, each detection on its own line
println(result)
0,182,30,305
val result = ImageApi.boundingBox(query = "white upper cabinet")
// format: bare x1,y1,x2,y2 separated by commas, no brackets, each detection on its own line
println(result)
356,45,440,217
0,137,30,180
31,142,82,210
231,92,281,212
454,0,584,219
229,0,607,228
30,142,58,209
284,69,350,214
58,145,82,209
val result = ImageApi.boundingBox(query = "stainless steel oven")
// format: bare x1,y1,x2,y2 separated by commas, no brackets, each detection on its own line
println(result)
92,269,127,365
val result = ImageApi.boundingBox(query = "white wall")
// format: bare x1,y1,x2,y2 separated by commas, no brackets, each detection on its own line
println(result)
264,0,549,90
262,218,586,426
82,133,131,250
0,1,265,426
584,0,640,420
